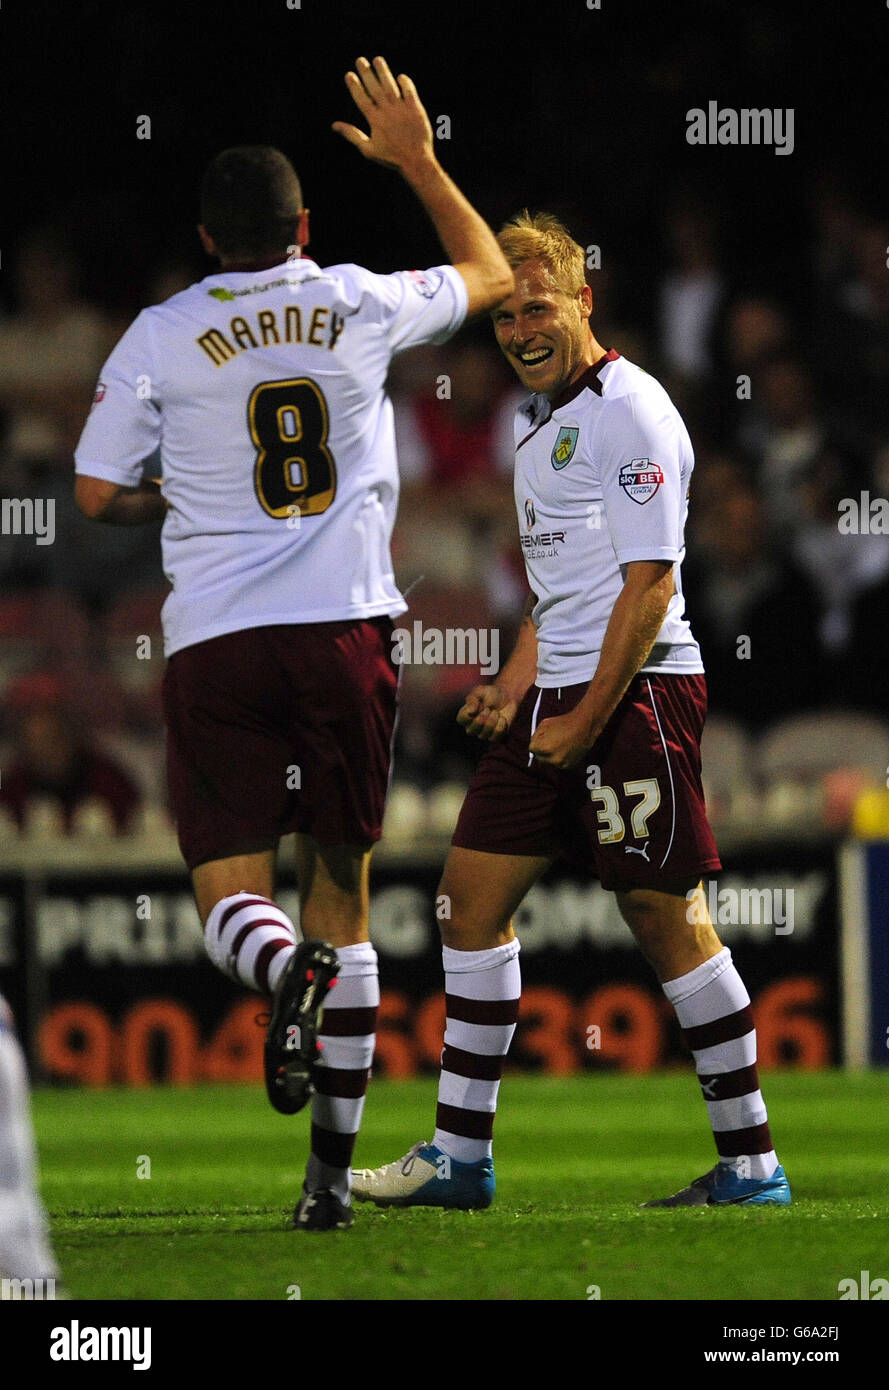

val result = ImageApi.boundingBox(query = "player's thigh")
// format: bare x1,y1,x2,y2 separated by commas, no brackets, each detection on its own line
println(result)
615,879,723,982
438,846,552,950
294,834,372,948
192,849,277,926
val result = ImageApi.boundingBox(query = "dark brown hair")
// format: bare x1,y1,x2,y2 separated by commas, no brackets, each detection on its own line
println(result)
200,146,303,259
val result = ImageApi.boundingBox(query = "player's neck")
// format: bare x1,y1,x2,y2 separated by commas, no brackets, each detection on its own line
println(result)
547,337,610,404
218,252,299,273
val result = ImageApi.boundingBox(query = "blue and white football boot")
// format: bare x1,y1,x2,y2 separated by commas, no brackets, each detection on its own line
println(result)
643,1161,791,1207
351,1141,495,1210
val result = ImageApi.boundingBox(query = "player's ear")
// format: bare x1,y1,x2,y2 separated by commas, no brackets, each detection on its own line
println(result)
579,283,594,318
197,224,217,258
297,209,310,249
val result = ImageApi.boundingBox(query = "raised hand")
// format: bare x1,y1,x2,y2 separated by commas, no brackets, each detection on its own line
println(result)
332,56,435,174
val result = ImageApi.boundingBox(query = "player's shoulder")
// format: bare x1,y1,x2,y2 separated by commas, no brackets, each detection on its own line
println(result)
599,353,668,403
597,354,682,426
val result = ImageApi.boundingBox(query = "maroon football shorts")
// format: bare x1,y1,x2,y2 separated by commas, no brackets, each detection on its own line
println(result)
163,617,399,871
451,673,721,891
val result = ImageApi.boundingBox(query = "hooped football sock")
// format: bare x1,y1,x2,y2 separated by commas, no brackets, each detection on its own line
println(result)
305,942,379,1205
662,947,778,1180
432,939,521,1163
204,891,299,994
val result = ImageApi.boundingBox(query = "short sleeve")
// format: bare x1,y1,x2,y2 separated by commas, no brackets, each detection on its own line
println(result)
367,265,468,353
74,311,161,487
594,390,684,565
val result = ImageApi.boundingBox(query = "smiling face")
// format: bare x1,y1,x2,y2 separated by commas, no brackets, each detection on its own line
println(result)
492,259,595,400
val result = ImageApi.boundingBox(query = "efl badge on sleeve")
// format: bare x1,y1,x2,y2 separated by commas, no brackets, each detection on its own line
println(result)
551,426,579,470
407,269,443,299
619,458,664,504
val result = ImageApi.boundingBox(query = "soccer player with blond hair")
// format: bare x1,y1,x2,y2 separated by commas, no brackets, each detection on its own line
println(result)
353,210,791,1211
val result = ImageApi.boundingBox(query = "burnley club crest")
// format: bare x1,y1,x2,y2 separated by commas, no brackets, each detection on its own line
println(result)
551,426,579,470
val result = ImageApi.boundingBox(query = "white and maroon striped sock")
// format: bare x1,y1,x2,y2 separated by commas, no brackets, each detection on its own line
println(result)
662,947,778,1180
204,892,299,996
432,940,521,1163
306,941,379,1205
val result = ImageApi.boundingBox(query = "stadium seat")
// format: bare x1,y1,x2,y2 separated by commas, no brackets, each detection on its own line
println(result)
700,715,756,820
757,711,889,785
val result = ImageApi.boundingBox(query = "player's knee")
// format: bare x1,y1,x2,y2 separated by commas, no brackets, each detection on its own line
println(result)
435,879,511,949
617,882,710,970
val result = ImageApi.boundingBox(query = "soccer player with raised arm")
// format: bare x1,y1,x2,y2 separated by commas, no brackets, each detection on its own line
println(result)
74,58,512,1231
352,213,791,1211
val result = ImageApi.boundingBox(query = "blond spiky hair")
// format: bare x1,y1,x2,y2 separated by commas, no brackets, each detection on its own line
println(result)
497,210,586,296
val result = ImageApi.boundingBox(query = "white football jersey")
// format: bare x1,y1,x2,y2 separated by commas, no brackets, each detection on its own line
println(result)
514,350,703,686
75,257,467,656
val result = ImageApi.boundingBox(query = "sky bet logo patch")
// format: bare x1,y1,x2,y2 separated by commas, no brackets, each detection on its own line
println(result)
619,458,664,504
551,426,579,469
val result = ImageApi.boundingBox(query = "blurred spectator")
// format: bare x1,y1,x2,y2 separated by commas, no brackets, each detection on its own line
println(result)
755,352,827,534
658,200,725,381
846,565,889,716
792,444,889,658
146,260,197,306
744,352,868,552
809,168,867,318
829,220,889,440
0,672,141,834
683,476,822,728
395,333,519,501
0,229,116,466
392,331,526,615
707,294,795,456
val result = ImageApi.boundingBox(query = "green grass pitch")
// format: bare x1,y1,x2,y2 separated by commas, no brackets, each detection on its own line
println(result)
32,1071,889,1301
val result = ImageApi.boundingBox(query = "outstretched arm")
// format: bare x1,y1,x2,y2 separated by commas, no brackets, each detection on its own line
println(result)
333,56,512,316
